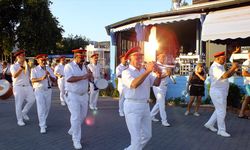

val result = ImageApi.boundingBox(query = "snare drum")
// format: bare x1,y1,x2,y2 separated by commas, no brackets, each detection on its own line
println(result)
95,79,108,90
0,79,13,100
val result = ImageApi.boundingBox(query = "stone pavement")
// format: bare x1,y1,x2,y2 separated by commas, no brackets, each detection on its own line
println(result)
0,87,249,150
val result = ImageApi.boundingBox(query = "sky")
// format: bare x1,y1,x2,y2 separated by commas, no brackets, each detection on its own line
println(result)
50,0,192,41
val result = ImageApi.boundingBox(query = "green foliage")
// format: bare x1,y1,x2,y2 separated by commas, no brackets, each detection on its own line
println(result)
167,97,185,106
0,0,64,56
99,82,119,98
227,83,244,108
57,35,89,54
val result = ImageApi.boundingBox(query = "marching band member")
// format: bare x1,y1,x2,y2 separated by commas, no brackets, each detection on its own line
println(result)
150,51,176,127
54,56,66,106
122,46,161,150
10,50,35,126
31,54,56,134
64,49,92,149
87,53,102,110
204,51,238,137
116,54,127,117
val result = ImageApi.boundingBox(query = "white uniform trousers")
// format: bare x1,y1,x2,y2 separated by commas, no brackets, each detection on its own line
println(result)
66,92,88,142
13,85,35,122
150,87,167,122
205,88,228,132
34,89,52,128
124,100,152,150
89,82,99,108
118,88,125,114
57,77,65,103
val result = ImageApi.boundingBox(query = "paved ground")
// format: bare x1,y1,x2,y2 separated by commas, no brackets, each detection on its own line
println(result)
0,87,249,150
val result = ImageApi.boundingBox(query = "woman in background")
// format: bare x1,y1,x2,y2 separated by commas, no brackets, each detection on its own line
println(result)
185,63,206,116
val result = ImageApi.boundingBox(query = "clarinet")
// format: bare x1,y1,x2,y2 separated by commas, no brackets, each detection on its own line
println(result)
43,66,51,89
84,64,99,91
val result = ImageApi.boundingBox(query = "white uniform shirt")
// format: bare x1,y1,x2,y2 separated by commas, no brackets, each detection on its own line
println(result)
87,63,101,79
54,63,65,77
64,61,89,95
152,61,169,91
242,59,250,85
10,62,31,86
122,65,155,102
31,65,56,90
209,62,229,90
116,63,127,92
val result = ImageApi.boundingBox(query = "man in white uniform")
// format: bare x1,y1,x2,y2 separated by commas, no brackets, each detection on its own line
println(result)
204,51,238,137
31,54,56,134
88,53,102,110
122,46,161,150
150,51,176,127
10,50,35,126
64,49,92,150
54,56,66,106
116,54,127,116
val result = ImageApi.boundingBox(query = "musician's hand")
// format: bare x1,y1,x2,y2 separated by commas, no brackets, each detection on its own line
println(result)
20,66,25,70
232,46,241,54
232,62,239,68
145,62,155,72
155,70,162,78
42,75,47,80
45,71,50,76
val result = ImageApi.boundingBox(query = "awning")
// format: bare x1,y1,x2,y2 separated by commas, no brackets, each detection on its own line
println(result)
143,13,201,25
112,13,201,33
201,5,250,41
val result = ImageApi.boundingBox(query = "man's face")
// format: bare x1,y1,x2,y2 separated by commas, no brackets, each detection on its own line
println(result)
157,54,167,64
121,57,126,65
130,54,143,68
92,57,98,64
218,56,226,65
38,58,46,67
17,53,26,61
60,59,66,65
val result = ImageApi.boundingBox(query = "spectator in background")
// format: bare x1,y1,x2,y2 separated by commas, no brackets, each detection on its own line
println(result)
238,50,250,119
185,63,206,116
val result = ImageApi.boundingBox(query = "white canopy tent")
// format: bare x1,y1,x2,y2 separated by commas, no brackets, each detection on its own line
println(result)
201,5,250,41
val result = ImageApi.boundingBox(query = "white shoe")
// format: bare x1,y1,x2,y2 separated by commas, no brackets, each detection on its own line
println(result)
193,112,200,117
184,111,189,116
162,121,170,127
94,107,98,110
40,127,46,134
89,105,94,110
151,117,159,122
119,112,125,117
68,129,73,135
204,124,217,132
217,131,231,137
73,141,82,149
22,113,30,121
61,101,66,106
17,121,25,126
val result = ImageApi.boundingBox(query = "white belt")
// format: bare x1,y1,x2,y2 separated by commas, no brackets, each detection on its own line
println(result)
66,91,87,96
125,98,149,103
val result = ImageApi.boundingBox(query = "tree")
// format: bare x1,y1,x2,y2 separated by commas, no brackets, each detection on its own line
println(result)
57,34,89,54
0,0,22,56
0,0,64,58
16,0,64,56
